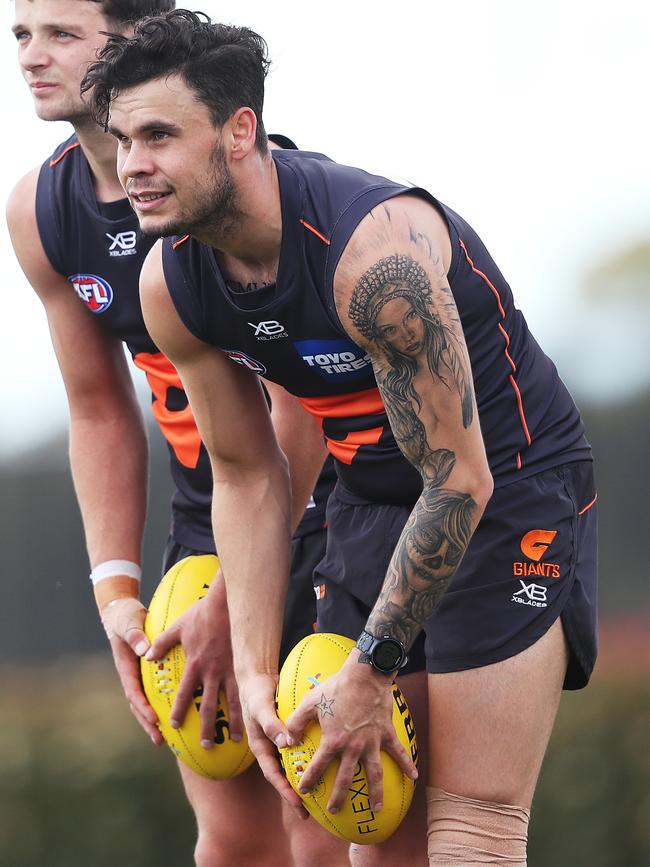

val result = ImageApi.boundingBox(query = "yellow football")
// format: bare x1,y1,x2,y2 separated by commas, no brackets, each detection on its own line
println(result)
276,632,417,844
141,554,255,779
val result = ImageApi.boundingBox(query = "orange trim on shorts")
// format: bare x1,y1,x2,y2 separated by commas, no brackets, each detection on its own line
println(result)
299,219,331,245
172,234,190,248
49,141,80,167
133,351,202,468
459,237,532,460
578,493,598,515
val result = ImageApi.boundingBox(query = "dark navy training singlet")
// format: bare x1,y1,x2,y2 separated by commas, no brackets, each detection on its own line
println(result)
35,135,332,546
163,149,591,505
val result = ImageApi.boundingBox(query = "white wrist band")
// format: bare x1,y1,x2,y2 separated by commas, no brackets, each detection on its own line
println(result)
90,560,142,585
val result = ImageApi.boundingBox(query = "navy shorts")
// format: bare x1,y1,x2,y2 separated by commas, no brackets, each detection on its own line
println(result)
313,461,598,689
162,527,326,667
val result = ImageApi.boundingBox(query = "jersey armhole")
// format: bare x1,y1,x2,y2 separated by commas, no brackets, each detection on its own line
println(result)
161,238,211,343
34,162,67,276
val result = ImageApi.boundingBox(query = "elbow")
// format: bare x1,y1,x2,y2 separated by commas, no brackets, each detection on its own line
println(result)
470,466,494,519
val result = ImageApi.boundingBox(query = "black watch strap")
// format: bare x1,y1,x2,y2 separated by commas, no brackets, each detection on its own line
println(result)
356,630,408,676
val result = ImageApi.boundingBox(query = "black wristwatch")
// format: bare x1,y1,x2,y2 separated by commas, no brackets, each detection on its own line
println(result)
356,630,408,676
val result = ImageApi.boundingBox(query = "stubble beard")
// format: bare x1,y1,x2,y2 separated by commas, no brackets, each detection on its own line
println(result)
140,141,241,241
34,93,90,126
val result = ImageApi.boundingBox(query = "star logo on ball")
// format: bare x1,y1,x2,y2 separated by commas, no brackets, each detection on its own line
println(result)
315,694,335,717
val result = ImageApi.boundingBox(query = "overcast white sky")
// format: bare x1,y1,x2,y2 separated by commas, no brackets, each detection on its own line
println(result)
1,0,649,457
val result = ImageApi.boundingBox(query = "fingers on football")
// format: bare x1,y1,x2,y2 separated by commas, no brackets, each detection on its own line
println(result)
297,736,340,794
197,674,220,748
129,700,164,744
252,733,307,817
169,658,199,729
113,647,161,742
284,696,316,744
326,750,384,814
223,675,243,741
124,626,149,657
145,622,181,662
384,728,418,780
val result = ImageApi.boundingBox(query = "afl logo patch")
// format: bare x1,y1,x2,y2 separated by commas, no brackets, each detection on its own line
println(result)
69,274,114,313
223,349,267,374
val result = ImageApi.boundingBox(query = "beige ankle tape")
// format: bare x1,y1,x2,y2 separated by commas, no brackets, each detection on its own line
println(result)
427,787,530,865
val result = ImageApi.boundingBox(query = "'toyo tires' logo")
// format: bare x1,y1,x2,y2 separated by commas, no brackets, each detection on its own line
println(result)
69,273,114,313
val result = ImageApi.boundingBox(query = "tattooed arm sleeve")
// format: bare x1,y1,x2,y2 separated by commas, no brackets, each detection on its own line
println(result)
334,194,494,650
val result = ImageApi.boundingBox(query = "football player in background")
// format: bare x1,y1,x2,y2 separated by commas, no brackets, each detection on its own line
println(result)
6,2,345,865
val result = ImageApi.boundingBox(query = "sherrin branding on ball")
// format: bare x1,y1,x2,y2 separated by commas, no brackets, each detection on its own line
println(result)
276,632,417,844
141,555,255,779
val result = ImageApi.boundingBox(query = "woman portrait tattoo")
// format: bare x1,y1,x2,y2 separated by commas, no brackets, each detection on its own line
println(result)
348,254,474,449
348,250,478,644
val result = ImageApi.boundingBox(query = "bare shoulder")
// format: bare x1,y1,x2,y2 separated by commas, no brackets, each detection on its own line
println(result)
139,239,208,364
6,166,39,229
6,166,72,301
139,238,166,299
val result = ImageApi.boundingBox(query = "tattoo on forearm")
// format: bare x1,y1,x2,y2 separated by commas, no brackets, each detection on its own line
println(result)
347,246,479,648
316,694,335,718
367,486,476,648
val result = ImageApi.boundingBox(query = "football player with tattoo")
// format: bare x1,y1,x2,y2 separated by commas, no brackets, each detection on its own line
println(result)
6,2,346,866
84,11,598,866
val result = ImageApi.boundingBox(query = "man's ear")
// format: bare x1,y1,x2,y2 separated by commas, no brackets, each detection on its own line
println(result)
227,107,257,161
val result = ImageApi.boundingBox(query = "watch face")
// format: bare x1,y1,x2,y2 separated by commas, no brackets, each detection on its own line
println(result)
373,639,403,672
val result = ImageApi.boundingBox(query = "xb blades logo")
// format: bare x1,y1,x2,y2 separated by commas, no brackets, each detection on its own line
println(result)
520,530,557,562
513,581,547,602
106,231,137,257
248,320,287,340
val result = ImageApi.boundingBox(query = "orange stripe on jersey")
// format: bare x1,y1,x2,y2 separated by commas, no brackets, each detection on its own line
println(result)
298,388,385,424
459,237,533,461
298,389,386,465
299,219,331,245
133,351,202,469
578,493,598,516
508,375,532,446
459,238,506,318
172,234,190,249
49,141,80,167
325,426,384,465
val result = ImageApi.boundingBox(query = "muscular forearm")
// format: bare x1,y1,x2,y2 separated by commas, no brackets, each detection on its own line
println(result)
69,408,148,569
366,479,487,650
210,451,292,679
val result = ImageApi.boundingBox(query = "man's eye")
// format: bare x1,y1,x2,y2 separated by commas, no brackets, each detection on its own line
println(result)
54,31,73,39
152,131,168,141
14,31,30,42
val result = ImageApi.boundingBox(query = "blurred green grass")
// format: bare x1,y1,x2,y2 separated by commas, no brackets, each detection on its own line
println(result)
2,654,648,866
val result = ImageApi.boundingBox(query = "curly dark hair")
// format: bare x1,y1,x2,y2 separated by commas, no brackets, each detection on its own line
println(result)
89,0,176,27
81,9,270,151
